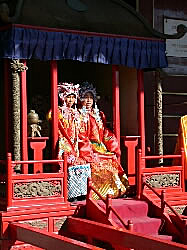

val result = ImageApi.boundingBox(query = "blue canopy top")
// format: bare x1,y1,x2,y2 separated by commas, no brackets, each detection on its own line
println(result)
0,24,168,69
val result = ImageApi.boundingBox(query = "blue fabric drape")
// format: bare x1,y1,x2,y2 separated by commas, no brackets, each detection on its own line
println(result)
0,26,168,69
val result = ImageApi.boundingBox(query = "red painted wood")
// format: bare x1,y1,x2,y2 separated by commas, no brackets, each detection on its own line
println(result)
4,156,71,208
142,155,182,160
1,204,74,218
122,136,140,185
1,155,72,209
64,217,187,250
63,153,68,203
181,148,185,192
142,166,183,173
1,221,9,243
48,217,53,233
10,223,102,250
161,190,166,213
12,173,64,180
139,144,185,220
6,153,12,207
128,220,133,231
11,193,64,207
86,198,114,226
50,61,58,159
112,65,121,150
28,137,49,173
87,178,93,201
4,59,10,155
142,184,184,223
137,70,145,157
137,149,143,199
12,159,64,165
106,194,112,219
20,60,28,174
9,242,43,250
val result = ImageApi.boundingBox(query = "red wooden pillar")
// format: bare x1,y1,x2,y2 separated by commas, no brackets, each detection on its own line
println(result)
63,153,68,202
137,70,145,157
4,59,10,155
50,61,58,159
6,153,12,207
112,65,120,148
20,60,28,174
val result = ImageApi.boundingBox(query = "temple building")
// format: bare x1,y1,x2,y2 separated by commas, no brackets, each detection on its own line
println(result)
0,0,187,249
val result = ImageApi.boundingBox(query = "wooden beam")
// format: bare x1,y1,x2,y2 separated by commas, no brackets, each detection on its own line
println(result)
112,65,120,147
6,153,12,207
50,61,58,159
137,69,145,156
9,223,103,250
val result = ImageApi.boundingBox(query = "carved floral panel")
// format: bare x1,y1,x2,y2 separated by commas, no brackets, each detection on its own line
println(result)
145,173,180,188
21,219,48,230
167,205,186,215
14,180,62,198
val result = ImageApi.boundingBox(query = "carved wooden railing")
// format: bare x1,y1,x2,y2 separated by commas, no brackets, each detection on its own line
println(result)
137,148,186,242
0,152,68,209
86,178,133,231
137,148,185,199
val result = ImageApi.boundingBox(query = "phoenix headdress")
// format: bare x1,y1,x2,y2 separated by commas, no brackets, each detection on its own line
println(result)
79,82,97,102
58,82,80,104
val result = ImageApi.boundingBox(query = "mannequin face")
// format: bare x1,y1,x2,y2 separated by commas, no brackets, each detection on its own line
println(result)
82,92,94,110
65,94,76,108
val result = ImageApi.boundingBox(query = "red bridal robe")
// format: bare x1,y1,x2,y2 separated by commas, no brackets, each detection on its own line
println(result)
78,108,128,199
48,107,91,199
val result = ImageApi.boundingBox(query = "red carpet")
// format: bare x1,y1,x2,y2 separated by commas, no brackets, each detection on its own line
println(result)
95,198,173,240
